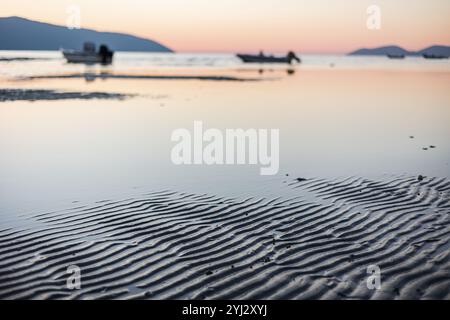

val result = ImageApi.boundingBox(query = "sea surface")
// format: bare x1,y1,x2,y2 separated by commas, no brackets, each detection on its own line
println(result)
0,50,449,218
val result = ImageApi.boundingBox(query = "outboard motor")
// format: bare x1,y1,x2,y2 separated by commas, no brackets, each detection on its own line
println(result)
99,44,113,64
287,51,301,64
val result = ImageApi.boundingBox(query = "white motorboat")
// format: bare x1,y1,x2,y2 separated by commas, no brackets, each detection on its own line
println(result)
62,42,114,64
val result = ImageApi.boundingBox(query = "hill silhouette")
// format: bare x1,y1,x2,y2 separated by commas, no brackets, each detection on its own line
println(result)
0,16,172,52
349,45,449,56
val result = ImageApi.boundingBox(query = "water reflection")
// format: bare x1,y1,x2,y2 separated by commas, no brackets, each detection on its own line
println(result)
0,51,449,215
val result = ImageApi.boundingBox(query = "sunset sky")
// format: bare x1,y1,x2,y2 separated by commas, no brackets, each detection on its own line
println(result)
1,0,449,53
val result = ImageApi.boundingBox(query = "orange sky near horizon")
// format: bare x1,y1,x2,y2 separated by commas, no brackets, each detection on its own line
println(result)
1,0,449,53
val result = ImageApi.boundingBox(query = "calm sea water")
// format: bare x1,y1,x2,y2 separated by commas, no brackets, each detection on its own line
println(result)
1,50,450,77
1,51,449,218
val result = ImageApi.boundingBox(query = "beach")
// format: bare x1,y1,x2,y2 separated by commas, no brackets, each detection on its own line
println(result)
0,51,449,299
0,175,449,299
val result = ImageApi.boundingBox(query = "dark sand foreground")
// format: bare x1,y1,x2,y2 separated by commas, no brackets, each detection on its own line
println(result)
0,175,449,299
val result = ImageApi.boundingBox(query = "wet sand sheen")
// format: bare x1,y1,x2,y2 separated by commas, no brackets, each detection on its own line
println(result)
0,175,448,300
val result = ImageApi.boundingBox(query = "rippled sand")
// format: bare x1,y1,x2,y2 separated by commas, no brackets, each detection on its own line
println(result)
0,175,448,300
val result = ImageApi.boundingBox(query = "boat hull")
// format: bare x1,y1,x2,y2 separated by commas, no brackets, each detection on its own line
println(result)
387,54,405,59
423,54,448,59
237,54,293,64
62,51,113,64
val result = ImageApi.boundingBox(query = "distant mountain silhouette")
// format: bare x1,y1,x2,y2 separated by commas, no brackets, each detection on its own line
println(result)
349,45,450,56
416,45,450,56
0,16,172,52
